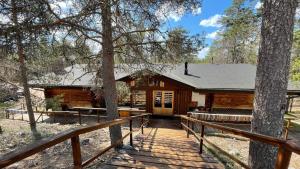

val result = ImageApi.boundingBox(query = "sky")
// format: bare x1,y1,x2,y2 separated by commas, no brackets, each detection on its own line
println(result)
2,0,299,59
162,0,262,59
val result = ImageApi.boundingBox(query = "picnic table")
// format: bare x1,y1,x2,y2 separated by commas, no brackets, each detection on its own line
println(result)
118,107,146,117
72,107,107,123
72,107,146,121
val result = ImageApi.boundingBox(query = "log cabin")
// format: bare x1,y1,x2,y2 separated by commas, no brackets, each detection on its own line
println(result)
30,63,300,115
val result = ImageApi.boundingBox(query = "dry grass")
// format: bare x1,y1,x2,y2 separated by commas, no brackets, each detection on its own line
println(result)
204,133,300,169
0,118,133,168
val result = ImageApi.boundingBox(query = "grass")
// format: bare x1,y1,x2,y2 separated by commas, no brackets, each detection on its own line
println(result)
0,102,13,108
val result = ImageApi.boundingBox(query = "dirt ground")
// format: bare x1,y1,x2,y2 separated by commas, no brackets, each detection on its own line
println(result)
201,122,300,169
0,114,141,169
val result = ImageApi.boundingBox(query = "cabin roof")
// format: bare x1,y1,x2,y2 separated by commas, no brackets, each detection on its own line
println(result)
29,63,300,92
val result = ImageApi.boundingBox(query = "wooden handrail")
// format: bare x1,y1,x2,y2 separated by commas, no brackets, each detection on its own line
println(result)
180,115,300,169
0,114,150,168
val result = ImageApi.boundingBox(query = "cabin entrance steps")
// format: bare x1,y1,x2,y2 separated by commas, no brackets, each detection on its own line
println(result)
101,118,224,169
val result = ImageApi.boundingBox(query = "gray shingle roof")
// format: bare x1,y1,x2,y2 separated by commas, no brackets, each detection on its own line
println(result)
30,63,300,92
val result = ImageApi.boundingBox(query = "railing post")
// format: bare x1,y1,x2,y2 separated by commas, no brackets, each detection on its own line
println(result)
284,119,291,140
141,116,144,134
71,136,82,169
130,119,133,147
78,111,82,125
275,145,292,169
180,116,183,129
191,120,194,131
97,110,100,123
199,124,205,154
187,118,190,138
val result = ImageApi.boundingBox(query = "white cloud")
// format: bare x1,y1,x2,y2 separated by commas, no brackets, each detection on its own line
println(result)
206,31,219,40
255,1,263,9
199,14,223,27
197,47,210,59
155,2,185,22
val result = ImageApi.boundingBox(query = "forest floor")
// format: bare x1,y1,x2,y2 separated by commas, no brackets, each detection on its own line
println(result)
0,115,139,169
203,120,300,169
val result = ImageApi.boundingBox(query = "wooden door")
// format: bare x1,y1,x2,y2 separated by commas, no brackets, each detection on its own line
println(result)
153,90,174,116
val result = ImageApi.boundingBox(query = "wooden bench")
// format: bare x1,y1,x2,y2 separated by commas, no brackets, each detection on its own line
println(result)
188,112,252,123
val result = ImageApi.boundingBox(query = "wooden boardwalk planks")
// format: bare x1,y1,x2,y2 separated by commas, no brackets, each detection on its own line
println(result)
103,119,224,169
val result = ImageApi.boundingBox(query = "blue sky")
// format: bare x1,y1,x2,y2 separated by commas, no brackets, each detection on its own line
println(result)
163,0,262,59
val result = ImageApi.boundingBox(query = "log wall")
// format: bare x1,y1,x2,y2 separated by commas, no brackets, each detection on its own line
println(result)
212,93,254,110
44,87,94,109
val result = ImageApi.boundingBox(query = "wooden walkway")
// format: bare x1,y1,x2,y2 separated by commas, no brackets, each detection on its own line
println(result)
102,118,224,169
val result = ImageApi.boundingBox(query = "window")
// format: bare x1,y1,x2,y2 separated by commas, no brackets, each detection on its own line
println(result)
154,91,162,107
164,92,173,108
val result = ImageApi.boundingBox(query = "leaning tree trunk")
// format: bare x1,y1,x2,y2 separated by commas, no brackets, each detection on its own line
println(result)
11,0,39,137
100,0,123,146
249,1,298,169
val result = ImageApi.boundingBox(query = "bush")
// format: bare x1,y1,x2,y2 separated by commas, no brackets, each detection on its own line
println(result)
45,95,63,111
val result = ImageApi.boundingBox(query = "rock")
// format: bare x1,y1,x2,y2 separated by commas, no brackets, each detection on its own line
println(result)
7,144,16,148
18,132,26,137
81,138,91,145
28,160,38,167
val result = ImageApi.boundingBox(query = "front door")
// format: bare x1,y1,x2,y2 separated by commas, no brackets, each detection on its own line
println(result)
153,90,174,116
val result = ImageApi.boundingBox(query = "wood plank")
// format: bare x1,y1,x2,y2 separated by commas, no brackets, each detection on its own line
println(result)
112,154,218,167
107,159,223,169
118,151,216,163
103,119,224,169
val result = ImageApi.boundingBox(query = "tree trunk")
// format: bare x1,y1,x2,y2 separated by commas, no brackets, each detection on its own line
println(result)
249,1,298,169
100,0,123,147
11,0,39,138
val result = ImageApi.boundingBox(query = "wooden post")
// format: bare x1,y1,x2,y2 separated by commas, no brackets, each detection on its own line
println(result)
285,119,291,140
187,118,190,138
289,98,294,113
21,110,23,121
141,116,144,134
78,111,81,125
130,92,133,108
199,124,205,154
130,119,133,147
275,145,292,169
191,120,194,131
97,110,100,123
71,136,82,169
180,117,183,129
5,110,9,119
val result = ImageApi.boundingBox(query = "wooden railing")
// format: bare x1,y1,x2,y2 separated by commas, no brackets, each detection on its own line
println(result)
0,114,150,168
180,115,300,169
